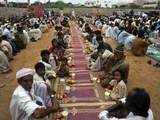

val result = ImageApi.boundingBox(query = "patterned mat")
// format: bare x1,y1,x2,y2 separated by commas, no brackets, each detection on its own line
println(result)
63,22,102,120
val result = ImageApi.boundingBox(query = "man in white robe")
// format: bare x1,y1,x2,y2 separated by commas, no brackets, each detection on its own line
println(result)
10,68,60,120
0,50,10,73
33,62,53,107
0,36,13,60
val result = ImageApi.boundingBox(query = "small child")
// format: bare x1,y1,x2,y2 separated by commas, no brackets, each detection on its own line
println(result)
105,70,127,101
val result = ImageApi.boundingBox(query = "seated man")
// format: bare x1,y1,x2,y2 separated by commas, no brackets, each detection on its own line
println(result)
90,36,112,62
39,22,48,33
33,62,56,107
56,31,68,49
10,68,60,120
56,57,70,78
91,44,129,86
40,49,56,79
117,30,136,50
105,22,114,38
14,25,27,49
0,50,10,73
99,88,153,120
49,39,65,62
40,49,54,72
0,35,13,60
28,24,42,41
2,25,20,55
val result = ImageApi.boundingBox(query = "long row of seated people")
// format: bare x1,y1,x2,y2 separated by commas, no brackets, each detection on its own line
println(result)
80,20,128,99
79,15,153,120
0,16,50,74
9,17,71,119
90,12,160,54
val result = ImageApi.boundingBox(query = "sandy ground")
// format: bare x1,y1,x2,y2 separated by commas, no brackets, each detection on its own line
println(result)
0,28,54,120
105,37,160,119
0,28,160,119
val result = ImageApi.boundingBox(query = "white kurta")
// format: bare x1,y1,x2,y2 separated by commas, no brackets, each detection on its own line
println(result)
33,74,52,107
23,30,30,43
0,50,10,73
99,109,153,120
10,85,43,120
1,40,13,59
28,29,42,41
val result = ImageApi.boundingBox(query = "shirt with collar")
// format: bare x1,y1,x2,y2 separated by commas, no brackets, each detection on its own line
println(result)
10,85,43,120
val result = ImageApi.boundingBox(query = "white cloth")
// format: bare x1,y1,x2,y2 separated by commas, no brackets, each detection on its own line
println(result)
39,24,48,33
1,40,13,59
2,28,13,40
117,31,136,50
102,24,109,35
33,73,51,87
39,60,56,77
102,50,113,58
29,18,38,27
23,30,30,43
39,60,52,72
110,80,127,100
33,74,52,107
91,57,102,72
106,26,114,38
99,109,153,120
16,68,34,79
0,50,10,72
28,29,42,41
49,53,58,71
10,85,43,120
71,10,75,18
95,20,102,29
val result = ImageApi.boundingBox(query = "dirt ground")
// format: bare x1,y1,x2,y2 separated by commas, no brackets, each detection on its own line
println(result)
0,28,160,119
0,28,54,120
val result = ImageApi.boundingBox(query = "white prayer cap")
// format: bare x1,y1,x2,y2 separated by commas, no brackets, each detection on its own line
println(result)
102,50,113,58
16,68,34,79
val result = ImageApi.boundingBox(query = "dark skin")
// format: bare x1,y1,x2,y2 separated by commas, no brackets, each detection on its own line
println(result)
42,53,50,64
17,74,33,92
17,74,60,119
100,50,129,81
36,66,45,78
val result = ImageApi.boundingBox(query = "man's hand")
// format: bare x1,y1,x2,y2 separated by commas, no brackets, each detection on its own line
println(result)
51,98,60,112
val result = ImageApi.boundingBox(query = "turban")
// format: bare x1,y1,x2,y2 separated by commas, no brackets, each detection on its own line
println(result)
16,68,34,79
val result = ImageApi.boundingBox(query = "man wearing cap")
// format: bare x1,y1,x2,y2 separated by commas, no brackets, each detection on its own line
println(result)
2,25,20,55
10,68,60,120
101,44,129,87
91,44,129,85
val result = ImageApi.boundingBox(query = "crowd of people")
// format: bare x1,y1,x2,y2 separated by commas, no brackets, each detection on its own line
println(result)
0,9,156,119
0,14,51,73
78,10,156,120
8,10,73,119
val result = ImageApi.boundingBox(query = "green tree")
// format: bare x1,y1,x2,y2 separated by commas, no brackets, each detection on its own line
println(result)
54,0,67,9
